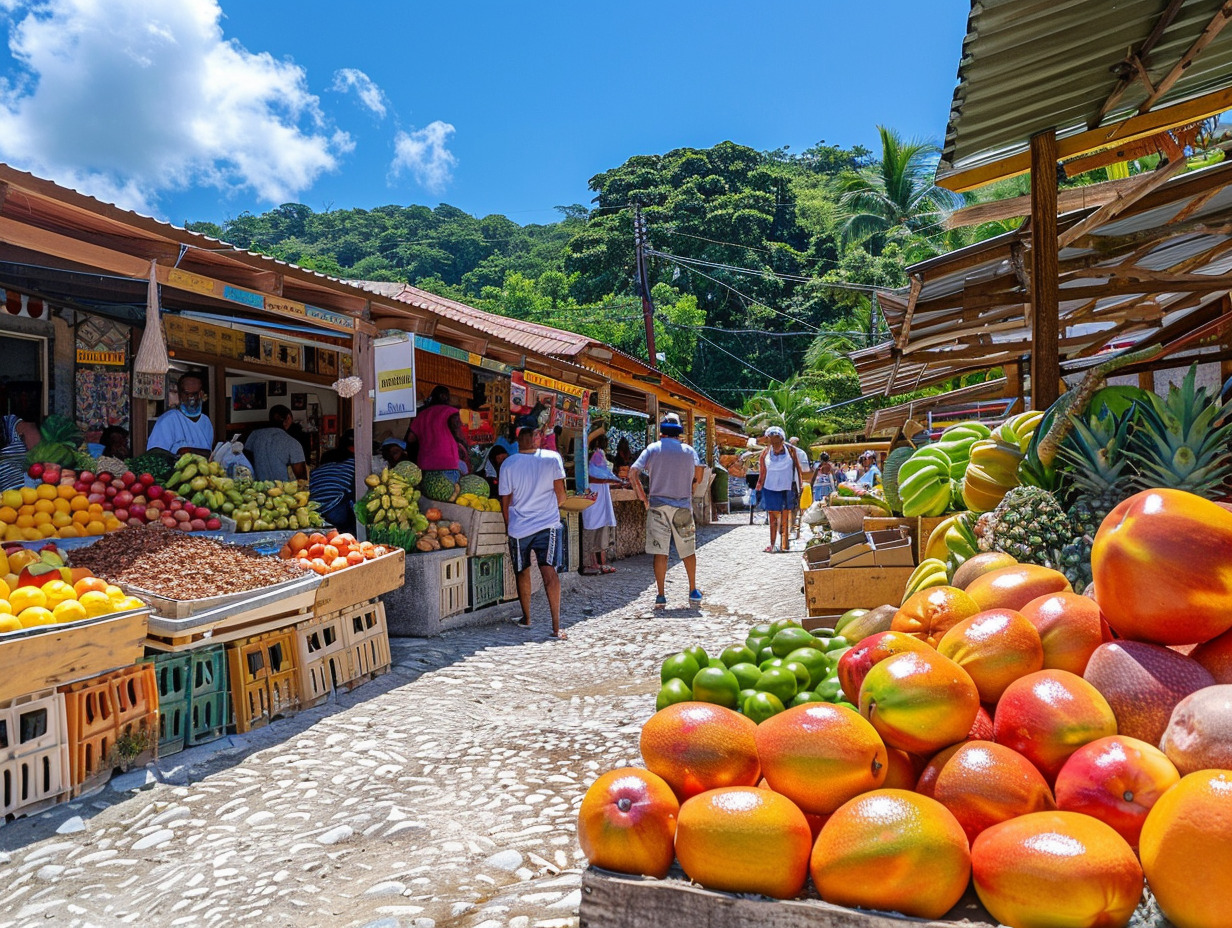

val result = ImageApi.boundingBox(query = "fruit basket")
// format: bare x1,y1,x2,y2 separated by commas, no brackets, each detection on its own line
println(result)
0,605,150,703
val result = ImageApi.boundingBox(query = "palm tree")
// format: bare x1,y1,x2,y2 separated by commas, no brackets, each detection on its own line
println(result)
743,375,828,444
837,126,962,252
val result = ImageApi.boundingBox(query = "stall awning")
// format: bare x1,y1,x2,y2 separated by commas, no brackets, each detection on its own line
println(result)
859,159,1232,396
939,0,1232,191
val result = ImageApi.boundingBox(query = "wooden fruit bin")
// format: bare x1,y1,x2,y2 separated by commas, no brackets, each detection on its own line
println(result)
144,574,320,651
0,607,151,704
312,547,405,615
580,868,996,928
802,565,913,616
430,500,507,556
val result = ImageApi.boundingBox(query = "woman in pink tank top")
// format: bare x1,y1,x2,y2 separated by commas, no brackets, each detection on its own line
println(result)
406,386,468,473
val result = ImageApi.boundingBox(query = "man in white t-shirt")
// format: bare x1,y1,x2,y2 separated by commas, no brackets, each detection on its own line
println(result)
498,426,568,639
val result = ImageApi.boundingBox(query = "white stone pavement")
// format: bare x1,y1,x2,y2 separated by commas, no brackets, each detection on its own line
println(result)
0,516,807,928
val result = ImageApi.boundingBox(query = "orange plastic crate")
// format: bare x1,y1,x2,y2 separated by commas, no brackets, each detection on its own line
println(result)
60,664,159,796
226,629,300,734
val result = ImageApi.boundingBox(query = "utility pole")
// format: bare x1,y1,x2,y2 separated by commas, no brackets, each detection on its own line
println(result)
632,200,658,369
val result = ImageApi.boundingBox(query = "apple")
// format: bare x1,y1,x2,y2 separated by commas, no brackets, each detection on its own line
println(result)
168,499,182,511
87,493,106,505
173,510,191,523
114,490,133,508
18,562,61,587
139,473,154,487
161,515,178,529
79,470,94,483
27,462,44,479
114,508,129,522
205,518,221,531
120,471,136,487
41,471,59,485
129,503,146,520
147,485,163,499
97,472,112,484
104,486,118,499
194,506,212,521
189,518,207,532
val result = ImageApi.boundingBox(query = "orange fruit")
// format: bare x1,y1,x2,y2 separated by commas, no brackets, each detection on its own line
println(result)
859,649,980,754
674,786,812,898
892,585,981,647
0,613,20,633
69,495,89,512
811,789,971,919
1140,769,1232,928
937,608,1044,703
57,525,80,538
0,577,10,600
56,483,75,499
34,483,56,501
577,767,678,878
14,513,34,529
51,511,72,528
18,486,37,505
74,577,108,597
916,741,1056,844
1055,735,1179,849
753,703,887,814
85,520,106,536
972,811,1143,928
32,498,54,515
639,703,760,801
993,670,1118,782
72,510,91,526
0,505,17,523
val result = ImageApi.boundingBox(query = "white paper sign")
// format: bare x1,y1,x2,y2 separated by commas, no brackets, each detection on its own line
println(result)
373,334,417,421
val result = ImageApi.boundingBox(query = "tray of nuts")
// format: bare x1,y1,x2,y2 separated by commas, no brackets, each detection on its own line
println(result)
144,573,321,635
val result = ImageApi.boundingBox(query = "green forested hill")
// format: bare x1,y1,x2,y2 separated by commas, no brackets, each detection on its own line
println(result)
185,137,943,426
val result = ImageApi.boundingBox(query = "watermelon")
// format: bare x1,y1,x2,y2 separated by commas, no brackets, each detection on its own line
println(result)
420,471,459,502
457,474,490,499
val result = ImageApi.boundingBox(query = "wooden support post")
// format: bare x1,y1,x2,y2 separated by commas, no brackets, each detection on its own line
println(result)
646,394,658,447
1003,362,1022,404
353,331,374,538
1139,370,1155,392
705,415,717,468
1030,130,1061,410
211,362,227,448
685,408,696,455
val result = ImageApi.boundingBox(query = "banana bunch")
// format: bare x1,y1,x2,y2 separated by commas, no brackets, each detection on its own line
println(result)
359,467,427,534
902,558,950,603
923,512,980,576
897,447,954,517
933,421,993,480
961,411,1046,512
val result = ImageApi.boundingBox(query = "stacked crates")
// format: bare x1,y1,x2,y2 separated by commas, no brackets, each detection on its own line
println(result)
340,600,392,685
226,629,299,734
293,610,351,707
144,652,192,756
60,664,159,797
0,688,71,821
440,554,468,618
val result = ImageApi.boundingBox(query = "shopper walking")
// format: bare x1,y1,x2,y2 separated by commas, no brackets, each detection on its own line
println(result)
582,434,620,575
628,413,705,609
499,426,568,639
757,426,810,553
813,451,836,501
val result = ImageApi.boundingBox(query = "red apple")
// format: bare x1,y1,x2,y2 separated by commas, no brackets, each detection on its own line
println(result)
79,470,94,483
120,471,136,486
41,471,59,485
205,518,222,531
1053,735,1180,848
27,462,44,479
168,499,182,511
194,506,212,521
129,503,146,520
104,486,118,499
114,490,133,508
17,562,61,587
147,484,163,499
173,510,191,523
139,473,154,486
189,518,207,532
87,493,105,505
97,472,112,484
113,508,129,522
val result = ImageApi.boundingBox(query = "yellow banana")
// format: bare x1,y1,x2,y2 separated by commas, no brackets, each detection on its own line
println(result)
903,558,951,603
924,514,961,562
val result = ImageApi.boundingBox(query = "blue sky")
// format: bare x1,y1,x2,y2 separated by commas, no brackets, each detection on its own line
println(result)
0,0,970,227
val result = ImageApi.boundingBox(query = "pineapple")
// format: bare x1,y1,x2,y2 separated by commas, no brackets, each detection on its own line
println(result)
1128,365,1232,497
975,486,1073,569
1056,404,1137,536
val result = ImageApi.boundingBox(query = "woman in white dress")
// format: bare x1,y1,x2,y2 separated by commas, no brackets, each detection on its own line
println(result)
582,434,621,574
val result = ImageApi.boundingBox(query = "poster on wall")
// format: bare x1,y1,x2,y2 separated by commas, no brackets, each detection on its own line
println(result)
75,317,131,434
373,333,417,422
510,371,590,434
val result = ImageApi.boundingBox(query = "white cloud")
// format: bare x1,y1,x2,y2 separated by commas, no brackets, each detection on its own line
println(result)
390,121,457,194
0,0,352,213
331,68,387,119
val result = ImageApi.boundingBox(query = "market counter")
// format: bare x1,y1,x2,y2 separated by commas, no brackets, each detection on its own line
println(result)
610,489,647,560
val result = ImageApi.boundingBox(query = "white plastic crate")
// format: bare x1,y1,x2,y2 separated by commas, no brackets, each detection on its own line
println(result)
293,612,351,706
0,688,71,820
0,688,67,760
440,554,468,618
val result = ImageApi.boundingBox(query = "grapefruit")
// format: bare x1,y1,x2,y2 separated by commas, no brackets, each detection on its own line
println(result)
811,789,971,919
674,786,812,898
1140,769,1232,928
1020,591,1112,675
1054,735,1180,849
993,670,1118,782
859,650,980,754
1082,641,1214,746
972,811,1143,928
1159,685,1232,775
754,703,887,815
577,768,679,878
639,703,760,801
916,741,1056,843
891,585,980,647
937,608,1044,703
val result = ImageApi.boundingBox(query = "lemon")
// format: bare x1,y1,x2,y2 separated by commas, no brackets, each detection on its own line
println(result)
0,613,21,633
105,584,126,601
1,489,22,509
52,599,88,624
41,579,76,608
78,590,114,617
8,586,47,613
0,577,9,600
115,596,146,612
17,606,55,627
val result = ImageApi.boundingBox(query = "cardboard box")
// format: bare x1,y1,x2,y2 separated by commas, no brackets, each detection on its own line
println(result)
803,565,914,616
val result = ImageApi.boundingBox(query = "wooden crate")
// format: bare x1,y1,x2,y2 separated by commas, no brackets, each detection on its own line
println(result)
579,868,996,928
802,565,914,616
0,608,150,704
312,548,405,616
430,500,507,556
144,576,318,651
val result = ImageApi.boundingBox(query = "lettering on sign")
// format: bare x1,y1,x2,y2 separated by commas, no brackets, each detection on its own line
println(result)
167,268,216,296
304,304,355,329
222,285,265,309
76,349,126,365
378,367,414,391
265,296,306,318
523,369,588,399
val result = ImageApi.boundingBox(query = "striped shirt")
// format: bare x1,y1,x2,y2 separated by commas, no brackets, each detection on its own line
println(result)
309,459,355,516
0,414,27,491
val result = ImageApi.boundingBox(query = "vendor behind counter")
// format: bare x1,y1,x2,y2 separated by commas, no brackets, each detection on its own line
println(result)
309,429,356,533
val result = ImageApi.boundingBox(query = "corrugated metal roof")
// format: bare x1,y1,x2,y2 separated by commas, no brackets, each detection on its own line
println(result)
939,0,1232,186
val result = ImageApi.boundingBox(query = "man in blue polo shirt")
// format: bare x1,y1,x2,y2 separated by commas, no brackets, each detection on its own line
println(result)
629,413,706,609
147,371,214,456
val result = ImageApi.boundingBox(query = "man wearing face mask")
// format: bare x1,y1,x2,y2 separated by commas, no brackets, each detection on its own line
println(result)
147,372,215,456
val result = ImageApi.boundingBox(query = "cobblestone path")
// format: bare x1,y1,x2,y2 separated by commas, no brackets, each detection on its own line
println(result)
0,516,806,928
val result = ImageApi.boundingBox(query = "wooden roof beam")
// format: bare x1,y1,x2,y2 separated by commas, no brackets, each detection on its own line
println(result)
1090,0,1187,127
895,275,924,348
1138,2,1232,114
1057,153,1193,249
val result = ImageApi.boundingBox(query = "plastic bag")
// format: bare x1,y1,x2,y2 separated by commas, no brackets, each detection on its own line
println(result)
211,440,254,480
799,483,813,510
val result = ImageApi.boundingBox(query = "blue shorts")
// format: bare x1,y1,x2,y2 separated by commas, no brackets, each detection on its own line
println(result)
762,488,792,512
509,523,565,573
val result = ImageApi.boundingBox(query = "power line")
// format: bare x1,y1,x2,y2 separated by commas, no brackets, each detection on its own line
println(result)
667,260,821,332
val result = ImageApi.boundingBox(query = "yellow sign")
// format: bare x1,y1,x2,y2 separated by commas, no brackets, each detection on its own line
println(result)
378,367,415,391
523,369,588,399
167,268,216,296
266,296,307,318
76,349,126,365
